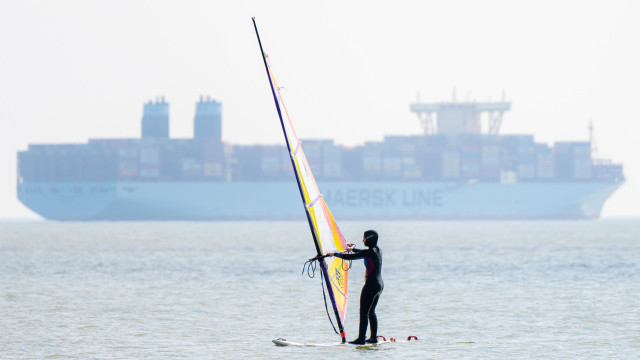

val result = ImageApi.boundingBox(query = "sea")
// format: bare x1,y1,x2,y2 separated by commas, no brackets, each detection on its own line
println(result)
1,219,639,359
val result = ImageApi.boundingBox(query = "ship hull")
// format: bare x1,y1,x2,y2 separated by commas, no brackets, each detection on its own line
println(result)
17,180,623,221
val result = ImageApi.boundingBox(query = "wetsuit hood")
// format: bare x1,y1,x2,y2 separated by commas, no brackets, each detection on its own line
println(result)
364,230,378,247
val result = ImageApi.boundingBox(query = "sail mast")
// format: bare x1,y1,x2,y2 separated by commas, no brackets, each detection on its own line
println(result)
252,17,347,343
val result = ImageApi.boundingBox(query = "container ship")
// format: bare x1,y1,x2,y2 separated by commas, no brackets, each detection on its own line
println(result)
17,95,625,220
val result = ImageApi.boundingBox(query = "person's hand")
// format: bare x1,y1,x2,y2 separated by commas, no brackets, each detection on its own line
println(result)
346,243,355,251
327,251,335,257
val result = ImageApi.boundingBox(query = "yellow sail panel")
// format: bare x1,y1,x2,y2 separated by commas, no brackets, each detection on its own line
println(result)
317,200,349,322
307,206,324,253
328,257,348,322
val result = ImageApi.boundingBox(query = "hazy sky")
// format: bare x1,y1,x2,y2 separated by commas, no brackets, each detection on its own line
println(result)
1,0,638,218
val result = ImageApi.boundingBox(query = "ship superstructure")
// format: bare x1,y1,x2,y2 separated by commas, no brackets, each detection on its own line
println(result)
17,96,624,220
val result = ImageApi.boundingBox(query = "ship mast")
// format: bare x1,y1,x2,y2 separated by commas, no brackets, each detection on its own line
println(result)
589,120,600,161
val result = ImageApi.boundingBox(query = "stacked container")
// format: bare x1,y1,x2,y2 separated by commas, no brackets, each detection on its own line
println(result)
340,147,363,180
572,142,592,180
17,97,626,190
515,135,536,180
23,145,54,182
259,145,284,180
382,156,403,179
442,151,460,179
230,145,260,181
158,141,180,180
383,136,422,179
82,142,110,181
593,161,624,182
116,140,139,180
322,142,342,179
421,151,442,180
139,139,160,179
480,145,500,180
553,142,574,180
201,139,225,180
460,143,480,179
174,140,201,180
362,142,382,178
536,145,554,179
422,135,447,180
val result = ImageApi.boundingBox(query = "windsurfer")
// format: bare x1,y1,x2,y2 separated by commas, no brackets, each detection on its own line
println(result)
327,230,383,345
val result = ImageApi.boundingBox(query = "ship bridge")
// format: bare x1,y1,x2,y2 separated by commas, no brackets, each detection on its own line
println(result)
410,96,511,135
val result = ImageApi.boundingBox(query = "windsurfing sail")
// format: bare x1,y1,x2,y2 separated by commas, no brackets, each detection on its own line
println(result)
252,18,349,343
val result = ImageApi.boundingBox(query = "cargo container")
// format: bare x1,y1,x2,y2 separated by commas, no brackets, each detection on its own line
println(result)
442,151,460,179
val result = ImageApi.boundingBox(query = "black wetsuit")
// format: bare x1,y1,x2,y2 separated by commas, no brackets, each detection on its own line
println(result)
336,246,383,340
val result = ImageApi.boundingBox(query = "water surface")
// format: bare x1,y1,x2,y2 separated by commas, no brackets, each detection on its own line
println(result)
1,220,639,359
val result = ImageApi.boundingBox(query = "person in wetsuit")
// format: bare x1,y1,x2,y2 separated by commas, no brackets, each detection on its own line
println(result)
327,230,383,345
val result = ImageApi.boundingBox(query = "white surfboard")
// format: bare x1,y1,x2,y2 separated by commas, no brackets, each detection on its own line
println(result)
273,336,416,347
272,338,343,347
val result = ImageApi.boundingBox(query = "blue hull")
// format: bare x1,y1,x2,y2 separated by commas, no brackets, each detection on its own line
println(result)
17,180,623,220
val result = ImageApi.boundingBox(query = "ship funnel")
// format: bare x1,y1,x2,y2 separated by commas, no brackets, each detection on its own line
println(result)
142,97,170,138
194,96,222,140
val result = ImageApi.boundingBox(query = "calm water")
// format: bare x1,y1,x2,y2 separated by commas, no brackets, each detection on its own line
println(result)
1,219,639,359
